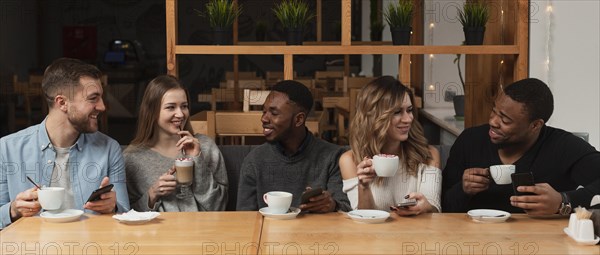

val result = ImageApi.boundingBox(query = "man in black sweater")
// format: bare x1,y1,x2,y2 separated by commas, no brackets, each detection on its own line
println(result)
236,80,351,212
442,78,600,215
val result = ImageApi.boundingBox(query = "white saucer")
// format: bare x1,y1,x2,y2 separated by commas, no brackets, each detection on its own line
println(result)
347,210,390,224
112,210,160,224
40,209,84,223
259,207,300,220
467,209,511,223
563,228,600,245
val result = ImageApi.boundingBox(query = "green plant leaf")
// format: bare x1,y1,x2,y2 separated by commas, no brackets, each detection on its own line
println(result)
384,0,414,29
273,0,315,30
199,0,243,29
458,1,489,28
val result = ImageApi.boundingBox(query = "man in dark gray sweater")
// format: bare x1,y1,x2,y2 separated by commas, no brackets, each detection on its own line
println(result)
236,80,351,213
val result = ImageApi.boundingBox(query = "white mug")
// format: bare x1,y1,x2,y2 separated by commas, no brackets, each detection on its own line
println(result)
489,164,516,185
38,187,65,211
263,191,292,214
372,154,399,177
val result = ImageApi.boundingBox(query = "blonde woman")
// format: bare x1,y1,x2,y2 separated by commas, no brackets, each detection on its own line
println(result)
124,75,227,212
339,76,441,216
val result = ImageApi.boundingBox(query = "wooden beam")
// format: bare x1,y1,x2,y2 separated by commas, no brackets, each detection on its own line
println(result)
341,0,351,46
175,45,520,55
284,54,294,80
515,0,529,80
166,0,177,76
399,54,411,87
317,0,322,42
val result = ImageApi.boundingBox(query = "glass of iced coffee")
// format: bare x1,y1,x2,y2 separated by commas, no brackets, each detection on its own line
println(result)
175,157,194,199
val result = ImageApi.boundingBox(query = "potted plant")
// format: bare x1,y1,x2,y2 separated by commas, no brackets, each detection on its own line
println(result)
255,19,268,41
370,21,385,41
273,0,314,45
369,0,384,41
197,0,243,45
384,0,414,45
458,1,489,45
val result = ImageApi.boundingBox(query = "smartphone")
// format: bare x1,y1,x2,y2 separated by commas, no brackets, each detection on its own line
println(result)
397,200,417,208
511,172,535,196
86,184,114,202
301,187,324,204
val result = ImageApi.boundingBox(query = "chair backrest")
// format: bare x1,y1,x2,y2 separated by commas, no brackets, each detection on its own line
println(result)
314,70,344,80
243,89,270,112
211,88,239,111
294,78,315,89
224,79,265,90
224,71,257,80
334,76,374,92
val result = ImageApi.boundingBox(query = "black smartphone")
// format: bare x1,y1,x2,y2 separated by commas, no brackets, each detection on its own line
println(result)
511,172,535,196
86,184,114,202
301,187,324,204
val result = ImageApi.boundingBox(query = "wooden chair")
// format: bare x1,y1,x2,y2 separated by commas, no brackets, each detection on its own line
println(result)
210,88,239,111
265,71,297,87
189,110,325,145
242,89,270,112
336,88,360,145
314,70,344,90
222,79,266,90
294,78,315,89
224,71,258,80
12,74,45,126
334,76,374,92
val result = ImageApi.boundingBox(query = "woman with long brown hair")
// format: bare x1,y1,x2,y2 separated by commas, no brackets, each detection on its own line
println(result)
124,75,227,211
339,76,441,216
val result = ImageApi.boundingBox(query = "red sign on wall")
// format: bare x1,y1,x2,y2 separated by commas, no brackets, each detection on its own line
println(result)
63,26,97,60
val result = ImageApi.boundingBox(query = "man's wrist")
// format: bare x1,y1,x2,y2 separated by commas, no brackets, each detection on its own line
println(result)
558,192,572,215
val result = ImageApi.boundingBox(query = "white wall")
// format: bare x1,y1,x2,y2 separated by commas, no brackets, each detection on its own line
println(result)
530,1,600,149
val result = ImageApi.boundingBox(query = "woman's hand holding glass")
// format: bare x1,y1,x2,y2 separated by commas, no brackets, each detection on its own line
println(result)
148,167,177,207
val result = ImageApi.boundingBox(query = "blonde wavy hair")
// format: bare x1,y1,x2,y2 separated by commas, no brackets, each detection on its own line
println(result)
349,76,431,176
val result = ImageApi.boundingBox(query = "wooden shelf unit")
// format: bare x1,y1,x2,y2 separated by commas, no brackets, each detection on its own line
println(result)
166,0,529,128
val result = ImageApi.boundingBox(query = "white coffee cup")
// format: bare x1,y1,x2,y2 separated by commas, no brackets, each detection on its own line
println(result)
489,164,516,185
263,191,292,214
38,187,65,211
372,154,399,177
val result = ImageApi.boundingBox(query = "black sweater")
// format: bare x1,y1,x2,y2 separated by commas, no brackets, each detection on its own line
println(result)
442,124,600,213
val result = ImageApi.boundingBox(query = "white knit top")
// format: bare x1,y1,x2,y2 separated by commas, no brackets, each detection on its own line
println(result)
342,164,442,212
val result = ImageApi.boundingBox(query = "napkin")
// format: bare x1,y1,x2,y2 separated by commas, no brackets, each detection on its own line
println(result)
112,209,160,221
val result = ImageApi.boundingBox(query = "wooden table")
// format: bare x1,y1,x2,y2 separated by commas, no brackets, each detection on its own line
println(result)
0,212,262,255
2,212,596,255
260,212,599,255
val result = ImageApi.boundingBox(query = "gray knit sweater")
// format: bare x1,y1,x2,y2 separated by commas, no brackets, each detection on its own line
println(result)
124,134,228,212
236,133,351,212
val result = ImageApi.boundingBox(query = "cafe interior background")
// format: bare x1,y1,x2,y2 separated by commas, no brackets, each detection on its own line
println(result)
0,0,598,149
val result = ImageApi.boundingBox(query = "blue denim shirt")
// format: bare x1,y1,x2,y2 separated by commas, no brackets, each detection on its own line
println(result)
0,119,130,228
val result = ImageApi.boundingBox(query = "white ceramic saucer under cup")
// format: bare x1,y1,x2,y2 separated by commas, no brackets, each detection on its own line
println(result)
467,209,511,223
259,207,301,220
40,209,84,223
347,210,390,224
